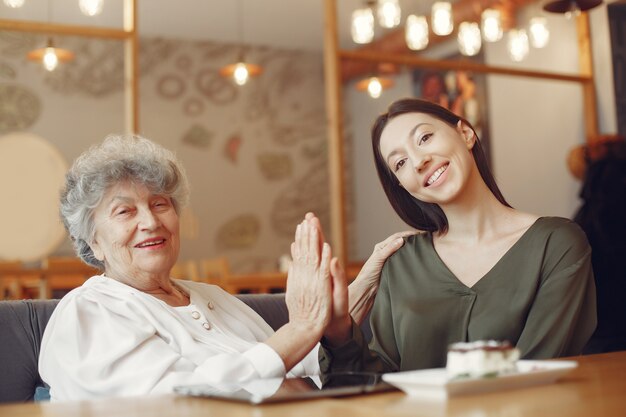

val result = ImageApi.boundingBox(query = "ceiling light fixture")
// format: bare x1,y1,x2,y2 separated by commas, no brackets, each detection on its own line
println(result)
3,0,25,8
529,17,550,48
351,3,375,44
27,38,75,72
79,0,104,17
457,22,481,56
542,0,603,16
431,2,454,36
377,0,401,29
26,0,74,72
219,0,262,86
405,14,429,51
508,29,530,62
481,9,503,42
356,75,394,99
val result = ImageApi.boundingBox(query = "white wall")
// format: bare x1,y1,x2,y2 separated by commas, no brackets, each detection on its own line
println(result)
485,13,583,217
348,7,618,261
345,74,414,259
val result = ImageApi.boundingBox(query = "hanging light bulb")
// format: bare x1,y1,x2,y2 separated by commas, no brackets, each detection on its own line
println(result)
79,0,103,16
233,62,249,86
3,0,25,8
377,0,401,29
355,75,394,99
42,47,59,71
529,17,550,48
220,61,262,86
351,7,375,44
431,2,453,36
508,29,530,62
457,22,481,56
367,77,383,98
405,14,429,51
27,38,75,72
219,0,263,86
481,9,503,42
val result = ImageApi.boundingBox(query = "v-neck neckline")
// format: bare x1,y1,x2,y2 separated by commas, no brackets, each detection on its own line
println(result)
427,217,545,290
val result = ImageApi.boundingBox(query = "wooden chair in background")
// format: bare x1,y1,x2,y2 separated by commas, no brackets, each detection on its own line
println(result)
0,261,43,300
171,260,200,282
200,257,230,286
0,260,23,300
41,257,99,299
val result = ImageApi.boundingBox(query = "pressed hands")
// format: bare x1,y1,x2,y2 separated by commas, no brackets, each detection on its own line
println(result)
286,212,416,348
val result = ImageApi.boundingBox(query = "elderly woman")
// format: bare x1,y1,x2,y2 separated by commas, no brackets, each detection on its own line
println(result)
39,135,408,401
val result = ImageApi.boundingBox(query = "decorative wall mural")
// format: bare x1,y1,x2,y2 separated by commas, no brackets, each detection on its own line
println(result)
181,124,213,149
183,97,204,117
195,68,237,105
0,32,38,57
216,214,261,250
0,83,41,134
301,140,326,160
271,160,330,237
257,152,292,181
175,54,193,73
245,52,326,147
0,62,16,79
224,134,242,164
157,74,186,100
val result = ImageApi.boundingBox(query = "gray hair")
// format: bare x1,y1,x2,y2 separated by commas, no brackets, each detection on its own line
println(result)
60,134,190,269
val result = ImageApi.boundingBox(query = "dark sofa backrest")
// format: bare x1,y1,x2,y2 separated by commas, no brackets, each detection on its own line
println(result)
0,293,371,403
0,300,58,403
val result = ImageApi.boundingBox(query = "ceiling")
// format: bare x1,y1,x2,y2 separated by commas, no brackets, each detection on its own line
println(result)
0,0,441,51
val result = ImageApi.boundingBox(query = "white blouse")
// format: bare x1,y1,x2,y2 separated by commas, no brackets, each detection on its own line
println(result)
39,275,320,401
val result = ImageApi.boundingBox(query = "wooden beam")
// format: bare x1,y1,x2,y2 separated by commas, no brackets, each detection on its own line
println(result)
323,0,347,266
124,0,140,134
0,19,131,39
576,12,599,143
340,49,592,83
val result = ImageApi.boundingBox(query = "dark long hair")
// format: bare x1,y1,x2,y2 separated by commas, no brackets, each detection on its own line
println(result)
372,98,510,233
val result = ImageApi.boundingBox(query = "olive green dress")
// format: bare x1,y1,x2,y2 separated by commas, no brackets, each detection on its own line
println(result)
320,217,597,373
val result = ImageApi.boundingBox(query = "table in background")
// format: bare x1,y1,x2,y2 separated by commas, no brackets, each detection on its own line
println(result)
1,351,625,417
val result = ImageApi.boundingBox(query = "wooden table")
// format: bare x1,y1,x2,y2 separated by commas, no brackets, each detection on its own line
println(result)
1,351,625,417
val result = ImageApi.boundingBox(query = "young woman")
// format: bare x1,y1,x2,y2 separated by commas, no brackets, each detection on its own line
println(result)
313,98,596,373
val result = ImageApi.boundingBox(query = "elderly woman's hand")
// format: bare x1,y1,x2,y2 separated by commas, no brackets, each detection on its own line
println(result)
285,219,333,337
348,230,418,325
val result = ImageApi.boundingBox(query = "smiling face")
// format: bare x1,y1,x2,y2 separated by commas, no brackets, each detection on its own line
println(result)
378,112,477,205
89,181,180,284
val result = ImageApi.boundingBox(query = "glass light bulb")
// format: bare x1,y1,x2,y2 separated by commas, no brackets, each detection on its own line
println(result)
377,0,401,29
508,29,529,62
79,0,103,16
351,7,375,44
233,63,249,86
367,77,383,99
481,9,503,42
431,2,453,36
43,47,59,72
458,22,481,56
3,0,25,8
405,15,429,50
529,17,550,48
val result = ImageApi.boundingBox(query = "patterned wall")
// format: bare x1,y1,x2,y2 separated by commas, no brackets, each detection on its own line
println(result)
0,32,330,273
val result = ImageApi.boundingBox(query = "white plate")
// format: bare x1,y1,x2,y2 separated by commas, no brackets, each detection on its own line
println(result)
382,360,578,400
